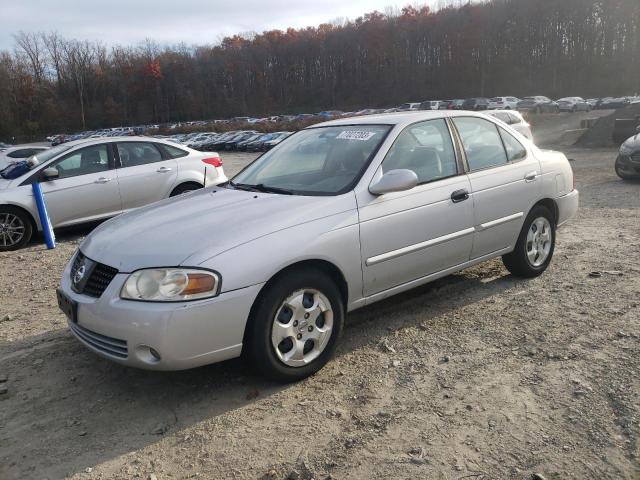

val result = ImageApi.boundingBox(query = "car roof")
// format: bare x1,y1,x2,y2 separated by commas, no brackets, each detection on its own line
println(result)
60,135,186,149
311,110,492,129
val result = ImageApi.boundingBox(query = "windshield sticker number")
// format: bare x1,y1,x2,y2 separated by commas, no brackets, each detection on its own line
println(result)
336,130,377,141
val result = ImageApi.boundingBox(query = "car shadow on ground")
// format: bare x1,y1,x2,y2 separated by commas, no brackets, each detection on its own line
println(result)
0,263,520,479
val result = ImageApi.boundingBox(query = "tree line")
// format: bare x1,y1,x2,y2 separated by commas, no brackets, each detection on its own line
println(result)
1,0,639,141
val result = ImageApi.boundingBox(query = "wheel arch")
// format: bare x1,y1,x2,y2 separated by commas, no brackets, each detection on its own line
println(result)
531,198,558,226
0,203,38,232
241,258,349,350
170,181,203,196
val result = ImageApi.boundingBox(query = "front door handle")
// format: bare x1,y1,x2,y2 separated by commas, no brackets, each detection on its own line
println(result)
94,177,111,184
157,167,172,173
451,189,469,203
524,171,538,182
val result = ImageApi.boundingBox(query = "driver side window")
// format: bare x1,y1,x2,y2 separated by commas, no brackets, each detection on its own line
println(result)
52,145,110,179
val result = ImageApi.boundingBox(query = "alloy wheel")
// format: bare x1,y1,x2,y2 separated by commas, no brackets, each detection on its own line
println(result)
0,213,26,248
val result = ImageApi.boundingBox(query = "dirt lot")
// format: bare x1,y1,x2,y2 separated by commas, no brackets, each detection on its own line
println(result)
1,144,639,479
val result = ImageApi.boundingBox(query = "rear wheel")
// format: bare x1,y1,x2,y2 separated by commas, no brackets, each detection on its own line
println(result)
245,268,344,382
502,206,555,278
0,206,33,251
170,182,202,196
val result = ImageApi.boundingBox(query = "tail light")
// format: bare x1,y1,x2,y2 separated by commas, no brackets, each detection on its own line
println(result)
202,156,223,168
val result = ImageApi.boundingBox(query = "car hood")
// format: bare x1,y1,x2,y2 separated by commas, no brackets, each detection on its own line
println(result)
80,187,356,272
0,178,12,190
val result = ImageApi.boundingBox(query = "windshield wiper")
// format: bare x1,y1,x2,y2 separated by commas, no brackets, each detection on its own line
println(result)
230,181,293,195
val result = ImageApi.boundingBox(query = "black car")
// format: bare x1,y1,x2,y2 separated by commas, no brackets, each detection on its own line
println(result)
615,127,640,180
462,97,490,111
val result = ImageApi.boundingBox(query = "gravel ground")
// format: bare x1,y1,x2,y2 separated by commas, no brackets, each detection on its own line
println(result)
0,144,639,480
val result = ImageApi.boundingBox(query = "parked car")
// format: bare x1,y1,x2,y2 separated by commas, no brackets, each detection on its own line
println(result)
556,97,591,112
56,111,578,381
586,98,600,108
262,132,293,150
615,127,640,179
0,146,49,169
488,97,521,110
397,103,422,111
485,110,534,141
419,100,442,110
599,97,631,109
448,99,465,110
462,98,490,111
0,137,227,250
517,96,559,113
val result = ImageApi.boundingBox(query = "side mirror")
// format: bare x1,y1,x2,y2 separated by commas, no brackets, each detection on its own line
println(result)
42,167,59,181
369,169,419,195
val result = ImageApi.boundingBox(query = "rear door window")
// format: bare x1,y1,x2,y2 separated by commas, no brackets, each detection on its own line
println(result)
452,117,508,171
117,142,164,167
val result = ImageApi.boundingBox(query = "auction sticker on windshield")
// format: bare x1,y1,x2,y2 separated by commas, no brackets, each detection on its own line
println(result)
336,130,377,141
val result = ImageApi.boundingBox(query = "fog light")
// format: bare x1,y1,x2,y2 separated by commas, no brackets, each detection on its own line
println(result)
136,344,162,364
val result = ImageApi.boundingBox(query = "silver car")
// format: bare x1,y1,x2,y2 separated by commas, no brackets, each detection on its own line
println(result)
57,112,579,381
0,136,227,250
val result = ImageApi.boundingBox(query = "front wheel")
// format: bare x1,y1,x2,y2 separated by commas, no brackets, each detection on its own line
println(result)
0,206,33,251
245,269,344,382
502,206,555,278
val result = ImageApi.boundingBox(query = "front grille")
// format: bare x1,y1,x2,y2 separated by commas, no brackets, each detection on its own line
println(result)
69,322,128,359
70,251,119,298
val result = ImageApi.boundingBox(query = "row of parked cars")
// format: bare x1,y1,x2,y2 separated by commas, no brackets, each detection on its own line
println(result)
391,96,640,114
158,130,293,152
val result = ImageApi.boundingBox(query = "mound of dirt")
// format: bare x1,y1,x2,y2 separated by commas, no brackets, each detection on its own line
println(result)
576,104,640,148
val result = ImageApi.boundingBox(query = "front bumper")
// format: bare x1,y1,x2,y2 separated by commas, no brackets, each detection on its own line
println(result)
556,189,579,227
616,154,640,176
60,260,264,370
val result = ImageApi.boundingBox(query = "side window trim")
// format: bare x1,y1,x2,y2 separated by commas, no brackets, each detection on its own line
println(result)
498,126,528,163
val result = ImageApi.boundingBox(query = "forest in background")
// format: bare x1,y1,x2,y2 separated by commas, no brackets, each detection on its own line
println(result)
1,0,639,141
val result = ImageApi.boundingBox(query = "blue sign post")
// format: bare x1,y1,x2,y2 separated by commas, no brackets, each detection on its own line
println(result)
32,182,56,249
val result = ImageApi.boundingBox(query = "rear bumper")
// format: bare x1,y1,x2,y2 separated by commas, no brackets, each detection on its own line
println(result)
556,189,579,227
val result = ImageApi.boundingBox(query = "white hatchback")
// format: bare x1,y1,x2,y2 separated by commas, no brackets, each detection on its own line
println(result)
0,136,226,250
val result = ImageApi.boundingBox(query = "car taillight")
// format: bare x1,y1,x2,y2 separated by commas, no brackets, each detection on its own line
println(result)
202,157,223,167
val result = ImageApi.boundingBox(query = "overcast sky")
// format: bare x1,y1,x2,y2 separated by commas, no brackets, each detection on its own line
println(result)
0,0,454,50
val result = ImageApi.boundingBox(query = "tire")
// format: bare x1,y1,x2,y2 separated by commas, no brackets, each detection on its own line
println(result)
170,182,202,197
245,268,345,382
0,206,33,251
502,205,555,278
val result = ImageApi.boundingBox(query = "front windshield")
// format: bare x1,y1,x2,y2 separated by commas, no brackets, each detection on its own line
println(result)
232,125,391,195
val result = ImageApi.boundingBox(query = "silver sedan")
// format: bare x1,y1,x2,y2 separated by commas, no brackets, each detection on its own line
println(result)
57,111,579,381
0,136,226,250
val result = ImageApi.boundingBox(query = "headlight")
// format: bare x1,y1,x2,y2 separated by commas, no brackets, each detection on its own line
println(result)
121,268,220,302
619,144,633,155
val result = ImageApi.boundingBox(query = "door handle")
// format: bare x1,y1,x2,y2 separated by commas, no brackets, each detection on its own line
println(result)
157,167,172,173
524,171,538,182
94,177,111,184
451,189,469,203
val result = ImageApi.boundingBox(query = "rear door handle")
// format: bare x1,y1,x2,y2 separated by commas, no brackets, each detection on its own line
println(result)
157,167,172,173
94,177,111,184
524,171,538,182
451,189,469,203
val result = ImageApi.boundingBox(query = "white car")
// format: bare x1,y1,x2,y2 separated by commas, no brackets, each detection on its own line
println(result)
398,103,422,111
0,136,227,250
486,110,534,141
488,97,521,110
419,100,442,110
0,145,49,169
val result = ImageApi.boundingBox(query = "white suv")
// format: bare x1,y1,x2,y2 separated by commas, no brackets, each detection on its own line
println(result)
0,136,226,250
